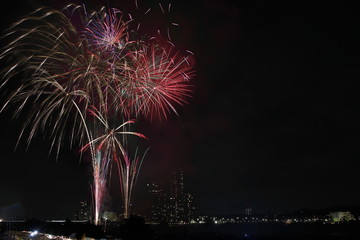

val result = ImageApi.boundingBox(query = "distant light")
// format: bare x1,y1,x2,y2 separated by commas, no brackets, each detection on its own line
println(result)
0,218,3,222
30,230,38,237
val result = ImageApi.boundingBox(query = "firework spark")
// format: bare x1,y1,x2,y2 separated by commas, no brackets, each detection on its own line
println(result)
0,3,193,224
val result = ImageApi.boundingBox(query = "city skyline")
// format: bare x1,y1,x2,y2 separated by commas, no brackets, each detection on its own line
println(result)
1,0,360,220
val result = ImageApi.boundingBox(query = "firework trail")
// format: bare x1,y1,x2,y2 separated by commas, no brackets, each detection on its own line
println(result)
0,3,193,224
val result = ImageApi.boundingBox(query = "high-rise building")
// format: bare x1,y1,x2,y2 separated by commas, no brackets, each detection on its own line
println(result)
184,193,195,222
147,183,166,223
245,202,252,216
79,201,90,221
147,169,195,224
170,170,184,223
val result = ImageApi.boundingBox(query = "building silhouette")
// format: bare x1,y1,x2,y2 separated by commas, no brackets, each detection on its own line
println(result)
245,202,252,216
147,169,195,224
79,201,90,221
147,182,166,223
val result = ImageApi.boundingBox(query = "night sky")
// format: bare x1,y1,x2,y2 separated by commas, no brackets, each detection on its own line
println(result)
1,0,360,219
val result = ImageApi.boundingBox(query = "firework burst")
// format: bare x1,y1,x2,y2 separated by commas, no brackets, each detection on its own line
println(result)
0,3,193,224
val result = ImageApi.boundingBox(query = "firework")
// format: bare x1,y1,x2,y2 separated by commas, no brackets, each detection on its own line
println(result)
0,3,193,224
124,44,193,119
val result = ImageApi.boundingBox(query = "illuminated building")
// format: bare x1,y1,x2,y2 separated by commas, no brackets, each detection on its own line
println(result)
79,201,90,221
245,203,252,216
184,193,195,222
147,169,195,224
147,183,166,223
245,207,252,216
170,169,185,223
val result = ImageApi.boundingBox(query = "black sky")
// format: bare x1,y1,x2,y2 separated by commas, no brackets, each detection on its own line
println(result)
1,0,360,219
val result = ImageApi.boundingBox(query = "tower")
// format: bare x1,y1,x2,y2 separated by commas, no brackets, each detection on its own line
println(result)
79,201,90,221
147,183,165,223
184,193,195,222
147,169,195,224
170,169,186,223
245,202,252,216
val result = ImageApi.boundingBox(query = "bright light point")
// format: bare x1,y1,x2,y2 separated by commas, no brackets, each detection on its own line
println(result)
46,234,54,239
30,230,38,237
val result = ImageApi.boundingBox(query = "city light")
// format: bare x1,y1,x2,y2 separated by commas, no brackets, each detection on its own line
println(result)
46,234,54,239
30,230,38,237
